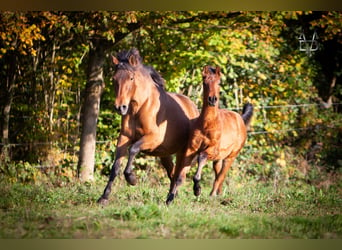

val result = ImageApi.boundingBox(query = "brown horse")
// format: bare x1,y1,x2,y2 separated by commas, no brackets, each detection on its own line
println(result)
166,65,253,204
98,48,199,205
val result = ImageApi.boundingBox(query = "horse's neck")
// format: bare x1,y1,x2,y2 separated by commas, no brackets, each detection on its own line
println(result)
134,83,161,116
200,105,219,126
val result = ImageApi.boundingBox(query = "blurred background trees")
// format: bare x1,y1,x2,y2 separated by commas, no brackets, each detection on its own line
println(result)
0,11,341,183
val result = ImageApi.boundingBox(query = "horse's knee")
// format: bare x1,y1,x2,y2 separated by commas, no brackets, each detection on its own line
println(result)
129,144,140,156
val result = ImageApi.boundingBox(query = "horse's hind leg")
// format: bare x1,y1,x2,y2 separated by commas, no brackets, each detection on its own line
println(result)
160,156,174,181
210,155,237,196
213,160,222,180
166,152,194,205
193,152,208,196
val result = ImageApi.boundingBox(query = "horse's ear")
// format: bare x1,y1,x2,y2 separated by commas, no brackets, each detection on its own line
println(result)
202,65,210,76
112,55,119,65
215,66,221,75
129,54,139,67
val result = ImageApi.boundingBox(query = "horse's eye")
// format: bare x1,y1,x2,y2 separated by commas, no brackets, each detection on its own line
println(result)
130,77,134,81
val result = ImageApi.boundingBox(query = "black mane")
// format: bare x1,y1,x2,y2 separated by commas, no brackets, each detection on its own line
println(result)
208,66,216,74
115,48,165,89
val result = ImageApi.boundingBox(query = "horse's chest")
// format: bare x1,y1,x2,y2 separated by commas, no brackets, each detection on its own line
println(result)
201,121,222,159
132,122,145,140
123,116,143,140
203,122,221,143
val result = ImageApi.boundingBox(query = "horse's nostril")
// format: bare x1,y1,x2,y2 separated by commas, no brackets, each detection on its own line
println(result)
120,105,128,114
208,96,217,106
114,105,128,115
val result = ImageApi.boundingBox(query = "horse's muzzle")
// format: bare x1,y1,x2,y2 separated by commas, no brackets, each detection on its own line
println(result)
208,96,217,106
115,105,128,115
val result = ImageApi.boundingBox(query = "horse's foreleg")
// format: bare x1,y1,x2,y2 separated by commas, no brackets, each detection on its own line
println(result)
123,141,142,185
210,155,236,196
97,159,122,205
193,151,208,196
98,138,129,205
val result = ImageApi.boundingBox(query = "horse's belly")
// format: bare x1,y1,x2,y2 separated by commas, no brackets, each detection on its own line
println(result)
141,144,177,157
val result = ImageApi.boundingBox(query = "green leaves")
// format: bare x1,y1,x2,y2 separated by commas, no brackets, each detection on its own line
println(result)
1,11,340,177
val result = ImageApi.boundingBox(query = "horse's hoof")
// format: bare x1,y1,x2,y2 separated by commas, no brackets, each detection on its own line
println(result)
194,186,201,196
125,173,137,186
166,193,175,205
97,197,109,206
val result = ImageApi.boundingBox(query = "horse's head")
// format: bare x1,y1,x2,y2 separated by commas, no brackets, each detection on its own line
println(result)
111,49,143,115
202,65,221,107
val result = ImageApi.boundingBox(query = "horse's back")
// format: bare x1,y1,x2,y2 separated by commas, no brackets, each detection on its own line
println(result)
167,92,199,119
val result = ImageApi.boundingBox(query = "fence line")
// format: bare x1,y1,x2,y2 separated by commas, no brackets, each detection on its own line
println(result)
247,123,338,136
230,102,342,111
1,102,341,147
248,127,309,135
2,103,341,119
0,123,339,148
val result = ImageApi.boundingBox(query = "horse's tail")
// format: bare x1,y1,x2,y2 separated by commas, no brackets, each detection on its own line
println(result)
241,102,253,127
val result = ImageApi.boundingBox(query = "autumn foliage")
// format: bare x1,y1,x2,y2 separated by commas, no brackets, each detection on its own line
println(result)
0,11,341,183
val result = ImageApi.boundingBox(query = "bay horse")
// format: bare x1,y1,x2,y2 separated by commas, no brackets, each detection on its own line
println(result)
166,65,253,204
98,48,199,205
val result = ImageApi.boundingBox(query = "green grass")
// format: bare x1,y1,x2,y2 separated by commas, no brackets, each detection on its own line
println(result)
0,169,341,239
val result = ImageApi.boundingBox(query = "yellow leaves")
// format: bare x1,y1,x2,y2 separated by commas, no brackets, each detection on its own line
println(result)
36,84,43,91
257,72,267,80
126,11,138,23
229,37,246,54
0,32,7,40
275,151,286,168
4,23,46,56
57,73,73,96
31,49,37,57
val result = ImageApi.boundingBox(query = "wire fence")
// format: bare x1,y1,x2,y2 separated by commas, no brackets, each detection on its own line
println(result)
0,102,341,147
230,102,341,110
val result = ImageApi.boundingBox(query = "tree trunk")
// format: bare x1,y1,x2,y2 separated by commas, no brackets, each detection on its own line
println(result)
77,38,106,182
2,93,12,145
1,52,16,159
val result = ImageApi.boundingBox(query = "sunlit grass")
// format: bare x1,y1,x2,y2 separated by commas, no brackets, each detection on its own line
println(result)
0,165,340,239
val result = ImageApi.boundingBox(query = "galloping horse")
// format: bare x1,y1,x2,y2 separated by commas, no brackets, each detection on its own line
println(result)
98,48,199,205
166,65,253,204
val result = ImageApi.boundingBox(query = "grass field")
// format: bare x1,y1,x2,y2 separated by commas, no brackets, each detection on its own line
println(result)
0,163,341,239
